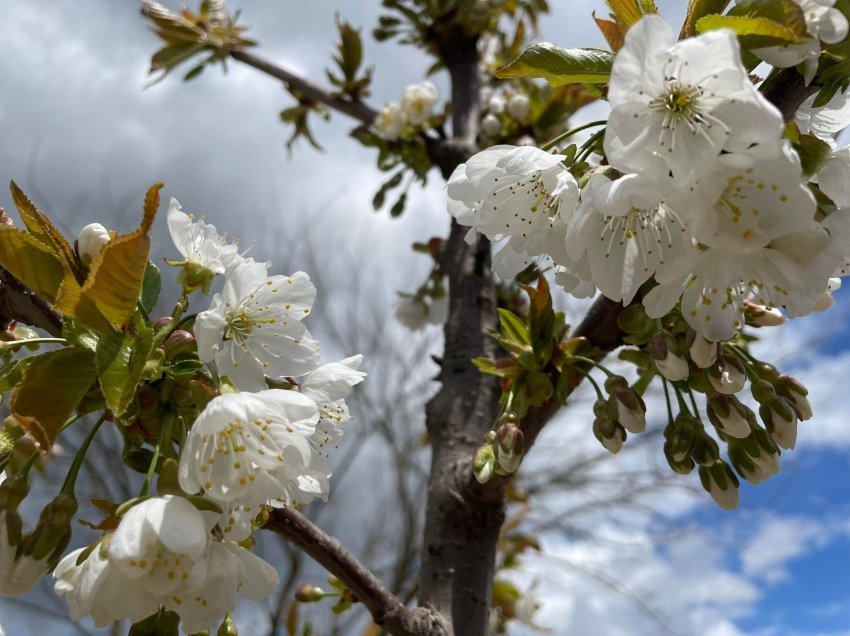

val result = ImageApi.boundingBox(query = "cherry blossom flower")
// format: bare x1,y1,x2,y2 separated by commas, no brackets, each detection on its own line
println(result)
447,145,579,265
374,103,407,141
194,259,321,391
0,510,51,597
167,198,241,291
401,82,438,126
605,15,783,187
795,89,850,140
565,172,696,304
178,389,320,506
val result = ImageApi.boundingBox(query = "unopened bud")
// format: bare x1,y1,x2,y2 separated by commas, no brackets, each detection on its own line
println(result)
482,113,503,137
76,223,111,265
605,376,646,434
217,614,239,636
295,583,326,603
707,356,746,394
776,375,812,421
495,421,524,475
750,378,776,405
649,331,689,382
687,331,719,369
163,329,196,358
507,93,531,121
729,431,780,485
760,397,798,450
153,316,173,331
663,414,697,464
473,438,498,483
812,278,840,312
699,461,740,511
706,394,752,439
593,417,626,454
744,301,786,327
21,494,77,563
690,431,720,467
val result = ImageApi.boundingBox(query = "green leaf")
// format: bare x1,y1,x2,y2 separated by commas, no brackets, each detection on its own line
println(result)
495,44,614,87
525,371,553,406
56,184,162,331
389,193,407,218
498,308,531,346
62,319,99,351
168,359,204,376
10,348,97,449
97,327,154,418
604,0,644,25
795,134,833,177
372,171,404,210
141,261,162,314
0,358,32,394
0,226,66,303
9,182,78,272
696,14,806,47
680,0,732,38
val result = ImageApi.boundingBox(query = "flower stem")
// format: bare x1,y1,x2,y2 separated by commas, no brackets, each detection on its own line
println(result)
541,120,607,151
574,129,606,164
139,411,175,496
1,337,68,350
60,413,108,496
570,365,605,400
661,378,675,426
570,355,615,377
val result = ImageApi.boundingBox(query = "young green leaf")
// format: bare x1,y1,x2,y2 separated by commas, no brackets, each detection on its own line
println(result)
495,44,614,87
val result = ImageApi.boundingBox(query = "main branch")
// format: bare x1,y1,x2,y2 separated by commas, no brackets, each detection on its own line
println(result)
267,508,446,635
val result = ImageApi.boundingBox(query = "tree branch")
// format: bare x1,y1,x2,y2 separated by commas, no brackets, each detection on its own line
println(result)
230,50,378,125
0,267,62,336
266,508,447,636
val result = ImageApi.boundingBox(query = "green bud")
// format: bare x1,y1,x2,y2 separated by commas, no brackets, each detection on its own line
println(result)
217,615,238,636
698,461,739,511
473,442,497,484
21,494,78,565
178,261,217,294
649,331,689,382
494,422,524,475
295,583,326,603
750,378,776,405
593,418,626,454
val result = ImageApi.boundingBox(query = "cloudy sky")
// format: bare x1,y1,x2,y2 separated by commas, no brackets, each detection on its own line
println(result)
1,1,850,635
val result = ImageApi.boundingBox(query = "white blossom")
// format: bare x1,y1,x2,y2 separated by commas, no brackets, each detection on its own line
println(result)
374,103,407,141
754,0,848,75
507,93,531,121
770,406,799,450
709,363,746,395
162,542,278,634
401,82,438,126
447,145,579,266
396,295,446,329
195,259,321,391
689,334,718,368
566,172,697,305
815,144,850,206
481,113,503,137
605,15,783,187
0,511,50,597
179,390,320,506
167,198,240,276
702,466,739,511
796,90,850,140
108,496,212,596
76,223,111,264
740,448,781,484
54,541,159,628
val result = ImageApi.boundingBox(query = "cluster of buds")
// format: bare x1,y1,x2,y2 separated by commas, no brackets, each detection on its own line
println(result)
374,82,439,141
474,413,526,483
591,375,647,455
0,474,76,596
478,85,533,142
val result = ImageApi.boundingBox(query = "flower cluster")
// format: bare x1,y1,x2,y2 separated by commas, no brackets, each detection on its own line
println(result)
0,193,365,633
449,15,850,344
374,81,439,141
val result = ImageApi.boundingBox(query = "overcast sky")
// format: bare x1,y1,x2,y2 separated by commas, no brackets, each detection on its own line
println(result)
2,1,850,635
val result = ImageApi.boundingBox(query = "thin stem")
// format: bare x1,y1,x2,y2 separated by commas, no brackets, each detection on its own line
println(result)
687,388,703,423
139,411,175,496
672,384,690,414
541,120,607,151
574,129,605,164
1,337,67,350
571,355,615,377
56,413,84,437
60,413,107,496
570,366,605,400
661,378,675,426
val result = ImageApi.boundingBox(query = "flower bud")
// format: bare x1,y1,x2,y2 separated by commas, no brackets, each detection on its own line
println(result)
396,296,429,330
690,431,720,467
744,301,786,327
776,375,812,421
729,430,780,484
760,397,798,450
707,356,746,394
374,103,407,141
706,394,752,439
649,331,689,381
507,93,531,121
76,223,110,265
482,113,503,137
687,331,719,369
593,417,626,454
750,378,776,405
488,93,506,114
663,414,697,464
217,615,239,636
153,316,173,331
473,436,498,484
495,421,524,475
604,376,646,434
163,329,197,358
698,461,740,511
295,583,326,603
812,278,840,312
179,260,217,294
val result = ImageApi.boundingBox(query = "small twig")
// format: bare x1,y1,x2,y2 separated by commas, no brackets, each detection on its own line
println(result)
230,49,378,125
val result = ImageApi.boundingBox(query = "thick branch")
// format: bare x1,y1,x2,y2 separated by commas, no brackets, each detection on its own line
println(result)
230,49,378,125
267,508,446,636
0,268,62,336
